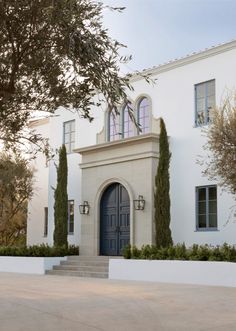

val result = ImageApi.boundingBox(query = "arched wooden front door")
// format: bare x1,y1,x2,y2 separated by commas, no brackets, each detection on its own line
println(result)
100,183,130,256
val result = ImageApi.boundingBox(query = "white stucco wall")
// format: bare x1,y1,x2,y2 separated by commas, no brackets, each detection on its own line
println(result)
109,259,236,287
27,119,50,245
129,45,236,246
28,104,105,246
27,41,236,249
47,109,82,246
0,256,66,274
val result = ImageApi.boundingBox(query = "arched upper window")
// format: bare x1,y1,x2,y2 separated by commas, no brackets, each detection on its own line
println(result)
122,103,133,138
108,110,120,141
107,97,151,142
137,97,150,134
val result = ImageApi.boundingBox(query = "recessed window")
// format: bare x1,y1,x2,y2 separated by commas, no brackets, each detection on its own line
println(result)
63,120,75,153
68,200,74,235
137,97,150,134
195,80,215,126
122,103,133,138
108,110,120,141
196,186,217,230
44,207,48,237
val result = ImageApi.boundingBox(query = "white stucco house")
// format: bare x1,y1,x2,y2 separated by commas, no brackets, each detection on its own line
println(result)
27,40,236,256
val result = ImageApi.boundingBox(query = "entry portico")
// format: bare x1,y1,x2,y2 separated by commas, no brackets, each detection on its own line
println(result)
76,133,160,256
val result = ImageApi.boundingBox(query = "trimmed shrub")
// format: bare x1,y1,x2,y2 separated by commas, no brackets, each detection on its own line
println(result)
123,243,236,263
154,118,173,248
54,144,68,247
122,244,131,259
0,244,79,257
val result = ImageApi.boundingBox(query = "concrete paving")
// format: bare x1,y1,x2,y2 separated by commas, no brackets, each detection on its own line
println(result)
0,273,236,331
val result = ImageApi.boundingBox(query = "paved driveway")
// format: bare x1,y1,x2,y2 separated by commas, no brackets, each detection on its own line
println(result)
0,272,236,331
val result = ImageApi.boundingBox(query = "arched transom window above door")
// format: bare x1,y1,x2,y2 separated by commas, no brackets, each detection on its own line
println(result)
107,96,151,142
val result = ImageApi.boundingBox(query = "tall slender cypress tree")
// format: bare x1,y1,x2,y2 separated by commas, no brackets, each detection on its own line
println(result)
154,118,173,248
53,144,68,247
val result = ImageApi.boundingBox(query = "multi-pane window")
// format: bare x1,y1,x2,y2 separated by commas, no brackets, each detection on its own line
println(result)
137,97,150,134
107,97,151,141
195,80,215,126
63,120,75,153
122,104,133,138
196,186,217,230
68,200,74,234
108,110,120,141
44,207,48,237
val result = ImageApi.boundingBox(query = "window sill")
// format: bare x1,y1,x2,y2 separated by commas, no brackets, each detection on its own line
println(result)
195,228,219,232
68,233,74,236
193,123,209,128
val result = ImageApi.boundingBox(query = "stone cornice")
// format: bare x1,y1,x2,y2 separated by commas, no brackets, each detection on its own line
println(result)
75,133,159,155
75,133,160,169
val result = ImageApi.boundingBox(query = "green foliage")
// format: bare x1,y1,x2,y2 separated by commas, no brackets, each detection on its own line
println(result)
0,152,33,246
203,94,236,194
0,0,133,152
0,244,79,257
53,145,68,247
154,118,173,248
139,245,158,259
174,243,187,260
123,243,236,262
122,244,131,259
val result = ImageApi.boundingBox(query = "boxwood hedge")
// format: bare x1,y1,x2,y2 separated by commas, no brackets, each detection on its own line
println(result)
122,243,236,262
0,244,79,257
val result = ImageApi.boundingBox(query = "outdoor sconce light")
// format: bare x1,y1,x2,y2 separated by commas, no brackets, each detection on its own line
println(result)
133,195,145,210
79,201,90,215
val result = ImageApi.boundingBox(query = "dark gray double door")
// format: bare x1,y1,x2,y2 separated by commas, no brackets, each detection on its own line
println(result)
100,183,130,256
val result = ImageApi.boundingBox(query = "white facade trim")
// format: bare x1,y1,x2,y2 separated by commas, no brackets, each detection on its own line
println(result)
130,39,236,82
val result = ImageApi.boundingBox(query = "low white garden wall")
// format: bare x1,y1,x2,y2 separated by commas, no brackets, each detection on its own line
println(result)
0,256,67,274
109,259,236,287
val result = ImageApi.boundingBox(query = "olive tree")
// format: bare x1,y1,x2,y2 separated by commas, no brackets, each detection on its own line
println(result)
0,0,133,153
203,94,236,195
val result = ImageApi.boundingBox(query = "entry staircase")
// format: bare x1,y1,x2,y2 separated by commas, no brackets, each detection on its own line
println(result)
46,256,111,278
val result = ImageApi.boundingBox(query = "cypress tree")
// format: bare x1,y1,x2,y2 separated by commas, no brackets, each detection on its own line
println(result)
53,144,68,247
154,118,173,248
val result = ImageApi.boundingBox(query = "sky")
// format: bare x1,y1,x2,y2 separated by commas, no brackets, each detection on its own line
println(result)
102,0,236,74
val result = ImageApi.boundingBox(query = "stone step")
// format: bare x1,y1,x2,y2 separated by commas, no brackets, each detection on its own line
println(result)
46,269,108,278
61,260,109,267
53,265,109,272
67,256,110,261
46,256,109,278
45,255,119,279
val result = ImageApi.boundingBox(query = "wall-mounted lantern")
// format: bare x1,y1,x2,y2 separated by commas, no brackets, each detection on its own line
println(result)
79,201,90,215
133,195,145,210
